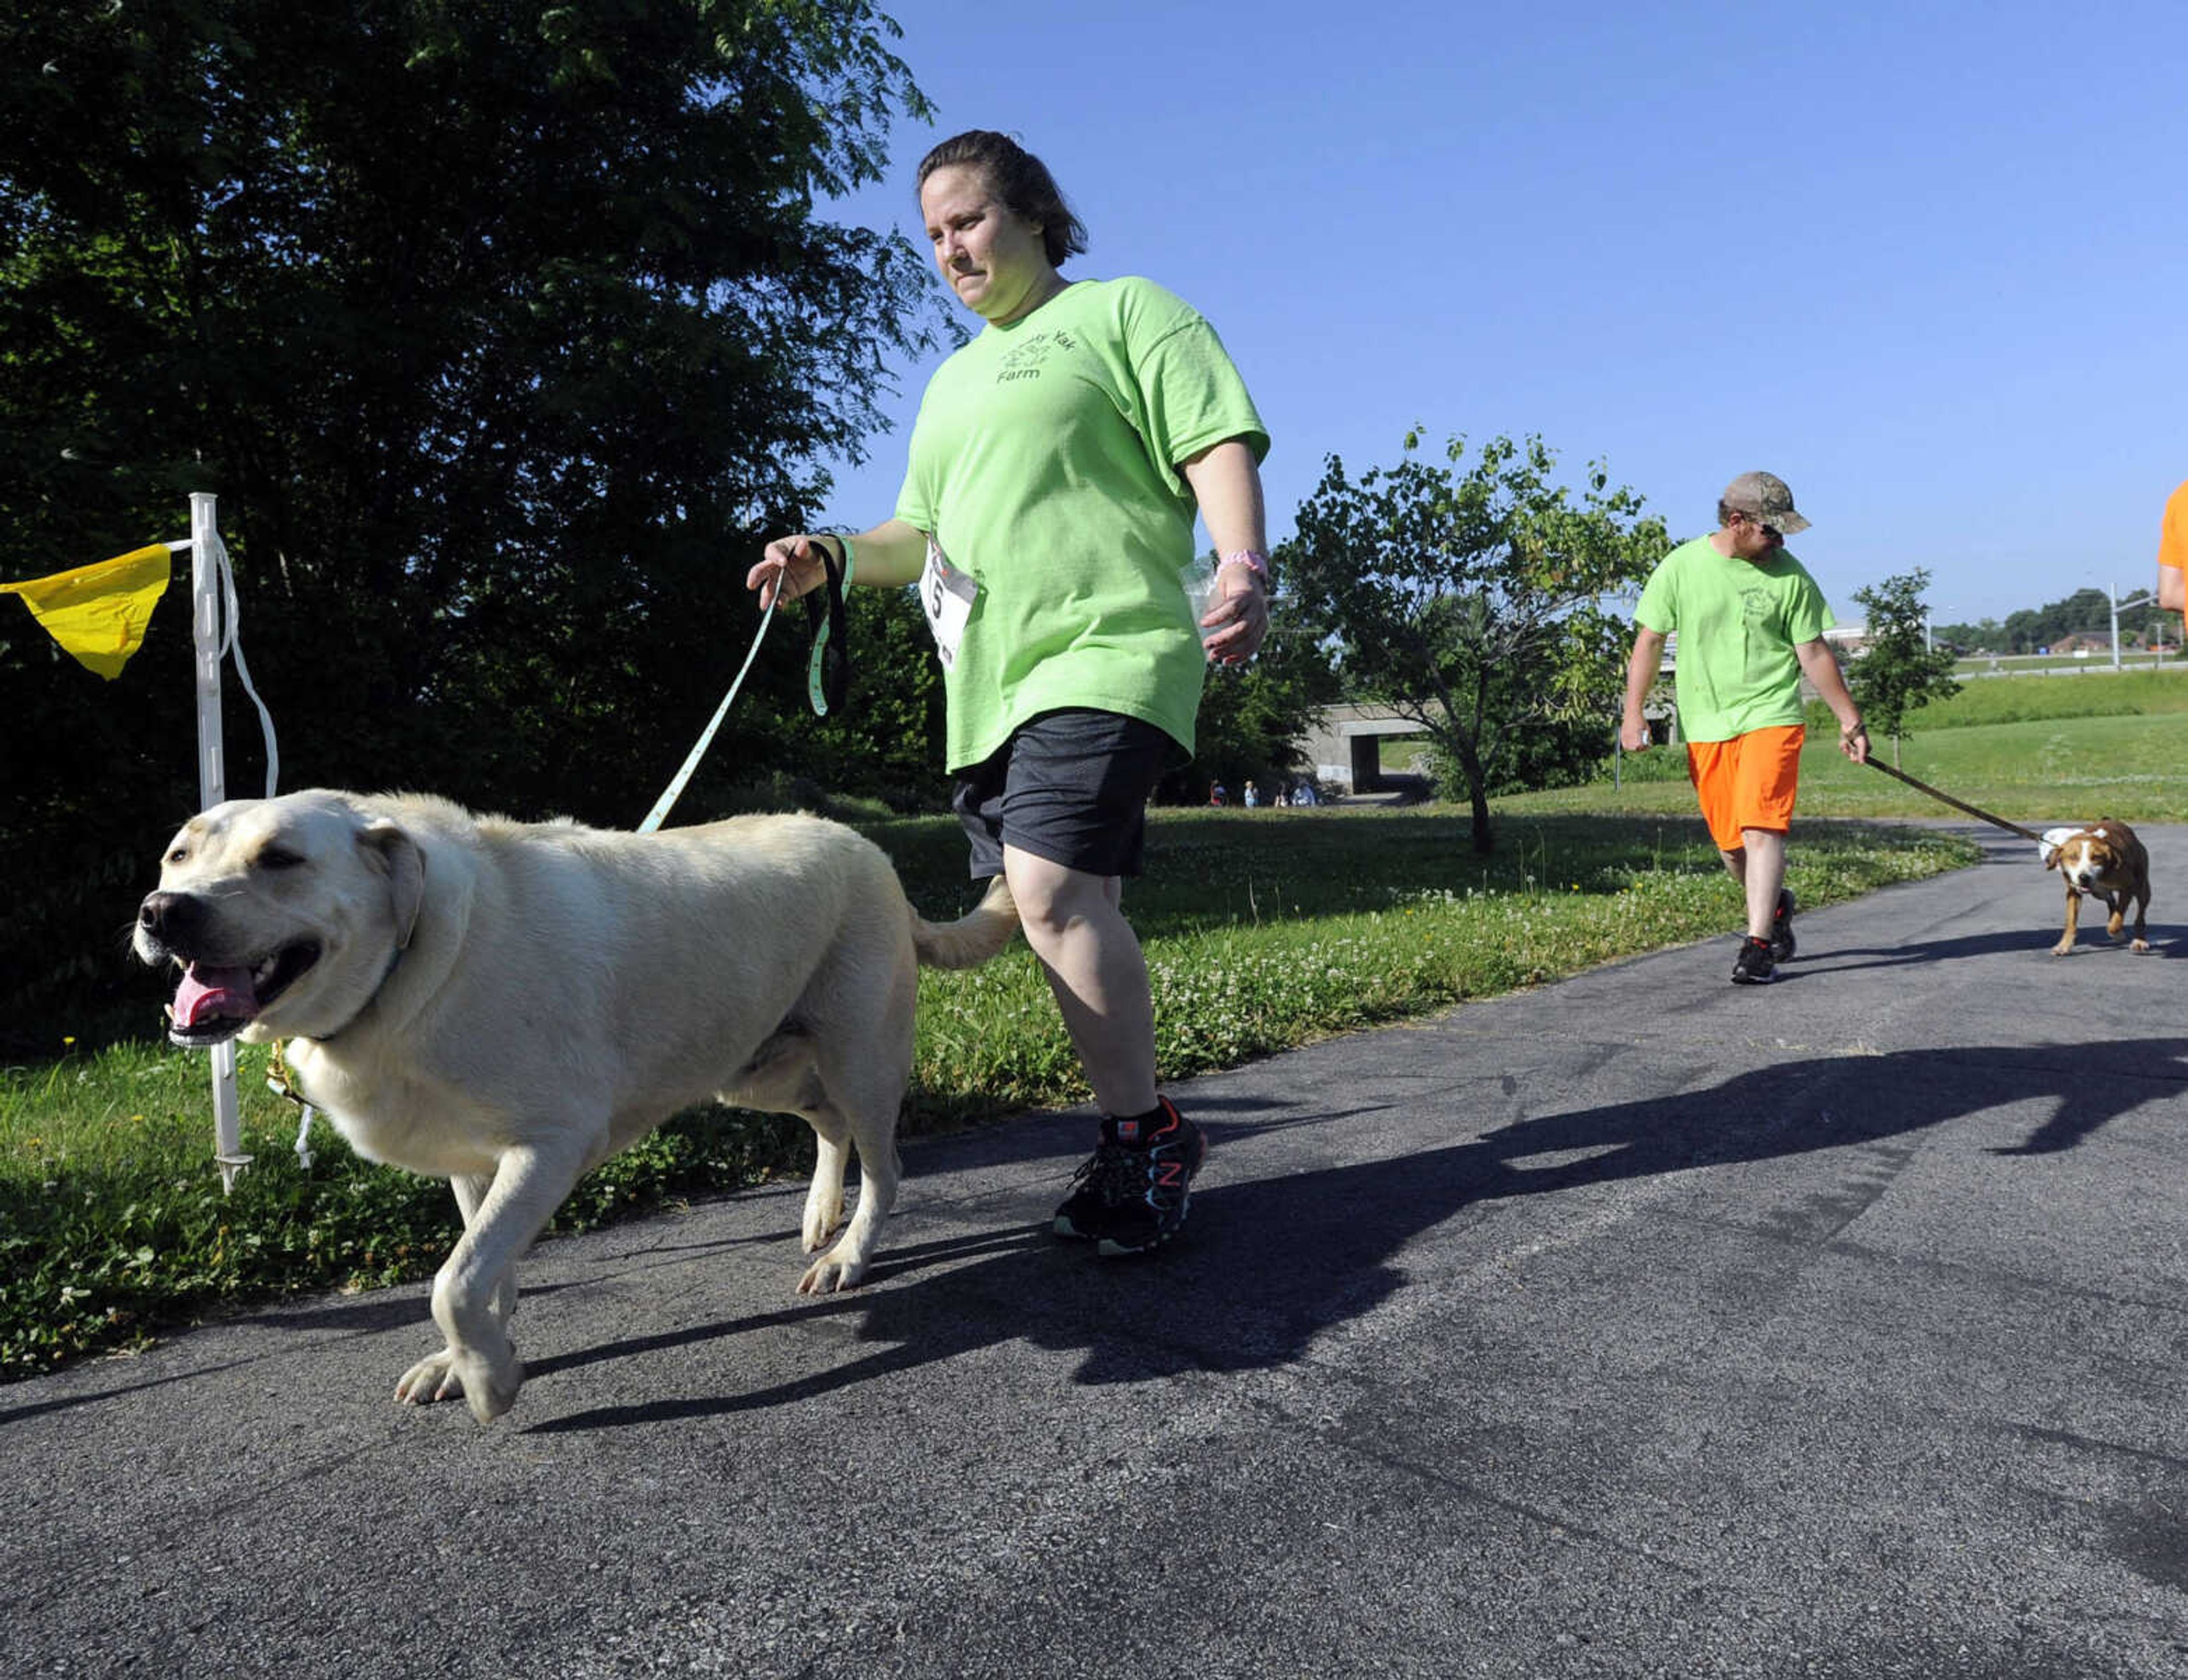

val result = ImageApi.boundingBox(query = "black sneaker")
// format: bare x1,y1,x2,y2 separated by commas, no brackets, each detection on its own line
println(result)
1731,935,1777,985
1769,887,1798,962
1051,1098,1207,1255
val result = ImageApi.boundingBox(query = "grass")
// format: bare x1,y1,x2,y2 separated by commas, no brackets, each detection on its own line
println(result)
1909,667,2188,729
2,807,1978,1377
1508,673,2188,828
1950,653,2182,679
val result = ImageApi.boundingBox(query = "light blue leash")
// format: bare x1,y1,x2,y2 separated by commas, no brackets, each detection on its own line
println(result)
638,537,854,834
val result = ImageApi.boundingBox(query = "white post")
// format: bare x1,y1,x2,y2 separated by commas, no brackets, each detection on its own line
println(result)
190,492,251,1192
2110,584,2155,671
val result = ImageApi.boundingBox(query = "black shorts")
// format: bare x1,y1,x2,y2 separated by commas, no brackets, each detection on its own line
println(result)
952,709,1179,880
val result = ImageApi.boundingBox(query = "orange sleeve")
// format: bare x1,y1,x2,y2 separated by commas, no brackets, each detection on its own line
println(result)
2162,482,2188,569
2162,481,2188,624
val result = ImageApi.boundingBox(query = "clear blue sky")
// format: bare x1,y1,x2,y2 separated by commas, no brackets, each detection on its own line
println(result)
813,0,2187,628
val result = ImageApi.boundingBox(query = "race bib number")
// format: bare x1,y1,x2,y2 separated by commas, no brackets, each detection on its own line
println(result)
920,536,978,669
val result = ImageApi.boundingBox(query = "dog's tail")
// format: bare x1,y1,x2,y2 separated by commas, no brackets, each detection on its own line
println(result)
912,875,1019,970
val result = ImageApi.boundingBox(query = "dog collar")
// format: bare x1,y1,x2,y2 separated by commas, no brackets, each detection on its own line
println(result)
266,937,405,1123
298,941,407,1054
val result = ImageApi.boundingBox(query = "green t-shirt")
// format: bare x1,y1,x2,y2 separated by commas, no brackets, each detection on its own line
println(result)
1634,536,1836,743
895,276,1268,770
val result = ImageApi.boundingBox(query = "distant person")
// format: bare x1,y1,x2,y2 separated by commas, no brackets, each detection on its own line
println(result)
2159,478,2187,644
1292,781,1317,806
1209,781,1228,807
1242,782,1259,809
753,130,1270,1255
1619,472,1868,985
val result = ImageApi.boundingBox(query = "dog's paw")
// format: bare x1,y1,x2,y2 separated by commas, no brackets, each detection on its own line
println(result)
801,1191,844,1254
394,1348,462,1407
797,1248,868,1295
2048,941,2073,957
394,1345,522,1422
2132,937,2152,954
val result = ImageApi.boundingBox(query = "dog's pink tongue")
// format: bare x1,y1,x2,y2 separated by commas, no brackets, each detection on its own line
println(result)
173,963,258,1027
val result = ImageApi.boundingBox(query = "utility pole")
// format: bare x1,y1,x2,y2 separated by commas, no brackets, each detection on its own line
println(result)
2111,581,2155,670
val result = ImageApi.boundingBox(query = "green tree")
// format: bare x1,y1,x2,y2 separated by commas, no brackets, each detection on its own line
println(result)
1990,586,2162,654
1930,615,2003,654
1284,433,1667,854
0,0,945,1047
2002,607,2043,653
1847,568,1961,767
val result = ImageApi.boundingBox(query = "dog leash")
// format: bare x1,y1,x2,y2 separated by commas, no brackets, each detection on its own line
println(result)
802,537,852,719
638,536,854,834
1863,756,2045,843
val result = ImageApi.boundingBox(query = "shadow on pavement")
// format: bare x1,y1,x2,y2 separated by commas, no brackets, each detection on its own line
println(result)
523,1035,2188,1433
1810,929,2181,973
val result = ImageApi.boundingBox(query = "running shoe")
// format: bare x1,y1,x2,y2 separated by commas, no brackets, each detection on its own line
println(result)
1052,1098,1207,1255
1769,887,1798,962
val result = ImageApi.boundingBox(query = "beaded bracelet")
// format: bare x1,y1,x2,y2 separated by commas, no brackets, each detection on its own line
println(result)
1218,548,1271,582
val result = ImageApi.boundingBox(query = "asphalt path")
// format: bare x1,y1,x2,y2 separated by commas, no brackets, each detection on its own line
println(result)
5,822,2186,1679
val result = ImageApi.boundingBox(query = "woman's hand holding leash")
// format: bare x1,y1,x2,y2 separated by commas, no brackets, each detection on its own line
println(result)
748,535,839,613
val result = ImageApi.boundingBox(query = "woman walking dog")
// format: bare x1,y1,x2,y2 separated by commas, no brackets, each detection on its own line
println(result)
751,130,1271,1255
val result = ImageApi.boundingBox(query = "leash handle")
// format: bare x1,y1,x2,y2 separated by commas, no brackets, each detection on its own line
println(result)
1863,756,2044,843
802,535,853,716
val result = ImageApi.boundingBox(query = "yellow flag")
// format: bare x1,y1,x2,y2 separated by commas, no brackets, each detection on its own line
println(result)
0,544,174,679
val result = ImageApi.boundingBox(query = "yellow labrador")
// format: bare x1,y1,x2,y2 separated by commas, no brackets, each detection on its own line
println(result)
134,790,1016,1422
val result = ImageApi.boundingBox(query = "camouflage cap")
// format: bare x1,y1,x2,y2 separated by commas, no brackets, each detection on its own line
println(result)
1721,470,1811,535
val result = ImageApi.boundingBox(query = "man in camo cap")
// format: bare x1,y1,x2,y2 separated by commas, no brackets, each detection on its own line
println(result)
1619,472,1869,985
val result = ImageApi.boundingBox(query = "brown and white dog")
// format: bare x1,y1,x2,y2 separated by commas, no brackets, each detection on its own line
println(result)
2041,818,2151,956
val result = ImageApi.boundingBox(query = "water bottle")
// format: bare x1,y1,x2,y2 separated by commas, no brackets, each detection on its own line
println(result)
1181,554,1217,626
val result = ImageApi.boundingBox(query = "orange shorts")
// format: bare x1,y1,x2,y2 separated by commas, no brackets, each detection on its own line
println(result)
1686,724,1805,852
